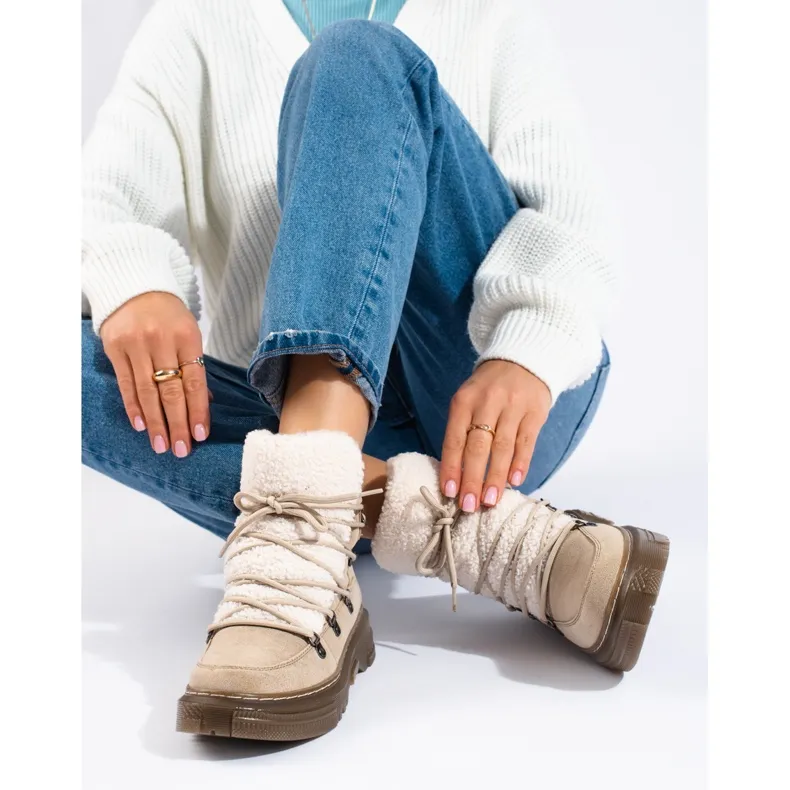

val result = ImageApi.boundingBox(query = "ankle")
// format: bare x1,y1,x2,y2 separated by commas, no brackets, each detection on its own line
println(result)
279,354,370,445
361,454,387,537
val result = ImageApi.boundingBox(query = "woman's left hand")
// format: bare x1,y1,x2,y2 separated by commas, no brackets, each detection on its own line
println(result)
440,359,551,512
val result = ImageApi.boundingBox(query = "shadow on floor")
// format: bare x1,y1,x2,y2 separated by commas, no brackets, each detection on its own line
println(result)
83,516,619,762
355,556,621,692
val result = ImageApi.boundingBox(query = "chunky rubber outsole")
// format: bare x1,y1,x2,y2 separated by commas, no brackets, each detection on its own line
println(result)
175,609,376,741
586,526,670,672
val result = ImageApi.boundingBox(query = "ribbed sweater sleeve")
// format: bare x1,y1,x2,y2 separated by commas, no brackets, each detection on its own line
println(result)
81,1,200,333
469,2,616,402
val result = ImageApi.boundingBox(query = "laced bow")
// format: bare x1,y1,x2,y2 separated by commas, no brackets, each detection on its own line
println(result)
416,486,582,624
210,489,382,644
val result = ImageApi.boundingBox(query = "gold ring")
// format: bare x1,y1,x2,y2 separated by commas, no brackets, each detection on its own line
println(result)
152,368,183,383
467,423,496,438
179,356,205,369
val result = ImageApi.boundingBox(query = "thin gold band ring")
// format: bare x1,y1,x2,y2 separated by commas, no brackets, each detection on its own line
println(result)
179,356,205,369
152,368,183,383
466,423,496,438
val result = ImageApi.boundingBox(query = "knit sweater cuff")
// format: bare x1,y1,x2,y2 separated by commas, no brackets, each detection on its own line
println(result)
475,307,603,404
82,223,200,333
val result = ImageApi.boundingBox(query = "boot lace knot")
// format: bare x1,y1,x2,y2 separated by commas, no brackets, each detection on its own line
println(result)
209,488,382,648
415,487,464,611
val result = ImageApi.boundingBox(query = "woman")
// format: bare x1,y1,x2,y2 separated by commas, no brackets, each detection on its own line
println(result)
82,0,669,741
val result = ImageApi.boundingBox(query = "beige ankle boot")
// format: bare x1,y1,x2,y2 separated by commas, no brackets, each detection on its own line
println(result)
176,430,377,741
372,453,669,672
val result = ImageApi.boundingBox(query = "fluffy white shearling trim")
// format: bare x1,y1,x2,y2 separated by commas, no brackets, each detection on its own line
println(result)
373,452,576,616
239,428,363,502
215,429,363,635
372,453,441,576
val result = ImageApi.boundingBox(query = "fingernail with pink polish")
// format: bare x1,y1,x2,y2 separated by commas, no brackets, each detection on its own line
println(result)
153,435,167,454
194,423,208,442
511,470,523,487
462,493,476,513
484,486,498,506
444,479,457,498
133,416,146,432
174,440,188,458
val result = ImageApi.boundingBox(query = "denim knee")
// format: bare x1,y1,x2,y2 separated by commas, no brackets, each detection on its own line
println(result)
294,18,431,90
307,18,415,59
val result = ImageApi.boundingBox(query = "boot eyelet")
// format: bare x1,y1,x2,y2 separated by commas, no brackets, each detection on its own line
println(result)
310,635,327,658
326,614,341,637
545,614,559,631
342,595,354,613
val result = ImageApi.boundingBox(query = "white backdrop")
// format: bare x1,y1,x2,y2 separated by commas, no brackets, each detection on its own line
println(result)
82,1,706,787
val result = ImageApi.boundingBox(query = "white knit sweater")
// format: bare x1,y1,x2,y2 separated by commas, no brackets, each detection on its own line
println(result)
82,0,614,401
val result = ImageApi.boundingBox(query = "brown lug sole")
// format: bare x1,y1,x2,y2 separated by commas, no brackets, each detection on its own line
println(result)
586,526,670,673
176,608,376,741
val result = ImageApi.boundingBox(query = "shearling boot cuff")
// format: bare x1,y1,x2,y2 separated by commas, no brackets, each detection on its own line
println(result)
371,452,443,575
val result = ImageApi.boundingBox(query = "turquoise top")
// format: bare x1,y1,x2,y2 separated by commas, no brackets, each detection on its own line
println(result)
282,0,409,40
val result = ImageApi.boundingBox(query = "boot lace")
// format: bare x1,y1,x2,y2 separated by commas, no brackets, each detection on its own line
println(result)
416,487,584,624
209,489,382,649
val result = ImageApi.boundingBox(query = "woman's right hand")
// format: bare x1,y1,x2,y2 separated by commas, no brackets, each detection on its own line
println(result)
99,292,210,457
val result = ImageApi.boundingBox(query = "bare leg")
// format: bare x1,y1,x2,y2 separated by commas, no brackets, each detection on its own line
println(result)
279,354,387,534
360,454,387,538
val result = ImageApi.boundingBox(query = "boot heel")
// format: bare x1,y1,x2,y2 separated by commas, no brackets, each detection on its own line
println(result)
591,526,670,672
355,608,376,673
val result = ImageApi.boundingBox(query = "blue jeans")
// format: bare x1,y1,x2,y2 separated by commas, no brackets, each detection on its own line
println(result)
82,21,610,553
